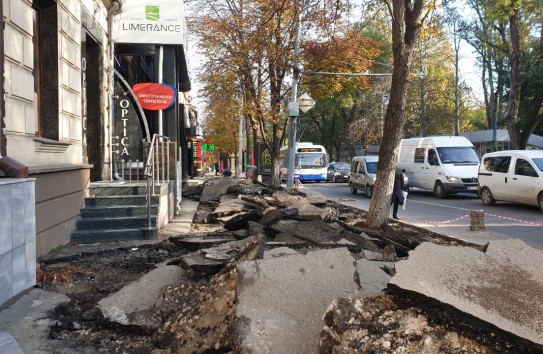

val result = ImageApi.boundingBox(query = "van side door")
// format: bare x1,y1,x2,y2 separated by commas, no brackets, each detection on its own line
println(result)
350,160,363,190
357,159,367,191
424,148,441,189
410,148,425,188
482,155,511,200
511,158,539,204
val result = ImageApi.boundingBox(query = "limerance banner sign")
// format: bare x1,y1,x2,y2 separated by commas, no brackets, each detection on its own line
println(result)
112,0,185,45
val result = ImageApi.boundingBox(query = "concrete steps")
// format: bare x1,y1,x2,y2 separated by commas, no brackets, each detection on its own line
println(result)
70,182,163,244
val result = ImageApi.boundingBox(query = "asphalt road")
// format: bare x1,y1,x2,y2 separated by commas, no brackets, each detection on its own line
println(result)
301,181,543,249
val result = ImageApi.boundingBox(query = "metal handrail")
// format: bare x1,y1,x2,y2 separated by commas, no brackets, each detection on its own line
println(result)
143,134,171,233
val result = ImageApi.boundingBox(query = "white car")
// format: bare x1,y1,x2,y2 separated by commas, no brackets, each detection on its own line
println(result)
478,150,543,212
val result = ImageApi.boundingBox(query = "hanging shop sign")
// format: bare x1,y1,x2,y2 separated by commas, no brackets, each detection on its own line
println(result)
113,81,144,163
257,142,272,176
133,83,177,111
112,0,185,45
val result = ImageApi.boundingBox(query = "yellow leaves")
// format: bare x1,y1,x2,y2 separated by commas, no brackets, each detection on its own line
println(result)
302,30,383,100
37,265,91,287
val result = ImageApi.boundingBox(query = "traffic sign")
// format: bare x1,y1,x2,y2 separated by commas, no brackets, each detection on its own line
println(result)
298,92,315,113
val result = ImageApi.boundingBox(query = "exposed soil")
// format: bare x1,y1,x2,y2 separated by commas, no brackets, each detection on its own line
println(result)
34,186,535,353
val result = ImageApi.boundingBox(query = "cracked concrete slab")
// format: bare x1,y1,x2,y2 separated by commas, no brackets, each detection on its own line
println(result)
233,248,360,353
0,289,70,354
98,265,187,330
389,239,543,346
269,220,343,244
355,258,393,296
200,179,238,202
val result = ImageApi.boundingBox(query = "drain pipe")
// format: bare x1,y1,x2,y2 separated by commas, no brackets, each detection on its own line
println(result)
0,0,28,177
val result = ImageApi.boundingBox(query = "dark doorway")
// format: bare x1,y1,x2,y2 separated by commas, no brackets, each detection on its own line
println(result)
82,33,103,182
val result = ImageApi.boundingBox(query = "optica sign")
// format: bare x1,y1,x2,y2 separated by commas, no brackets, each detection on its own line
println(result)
133,83,177,110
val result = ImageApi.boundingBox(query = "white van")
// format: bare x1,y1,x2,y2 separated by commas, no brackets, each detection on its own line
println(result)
478,150,543,212
398,136,480,198
349,156,379,197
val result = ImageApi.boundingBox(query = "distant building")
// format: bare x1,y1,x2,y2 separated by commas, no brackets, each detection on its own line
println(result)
461,129,543,156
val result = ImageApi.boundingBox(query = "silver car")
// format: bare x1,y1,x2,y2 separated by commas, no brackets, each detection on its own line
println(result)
349,156,379,197
349,156,409,198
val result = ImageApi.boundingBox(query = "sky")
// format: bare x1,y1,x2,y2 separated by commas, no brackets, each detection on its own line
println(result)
457,39,484,102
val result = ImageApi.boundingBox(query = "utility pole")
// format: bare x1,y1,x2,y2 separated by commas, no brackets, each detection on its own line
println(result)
238,116,243,177
286,8,301,190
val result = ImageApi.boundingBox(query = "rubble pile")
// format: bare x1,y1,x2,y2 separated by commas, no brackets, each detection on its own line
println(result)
320,295,501,353
31,178,543,353
147,178,542,353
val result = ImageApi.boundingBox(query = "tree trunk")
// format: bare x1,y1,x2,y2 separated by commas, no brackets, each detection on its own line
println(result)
366,0,425,230
505,10,522,149
518,14,543,148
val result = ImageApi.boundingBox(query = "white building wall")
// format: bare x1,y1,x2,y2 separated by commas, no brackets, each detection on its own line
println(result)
3,0,109,167
3,0,35,140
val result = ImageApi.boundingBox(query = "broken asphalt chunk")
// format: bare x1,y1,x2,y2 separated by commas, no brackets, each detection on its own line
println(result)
232,248,360,353
224,209,263,231
389,239,543,348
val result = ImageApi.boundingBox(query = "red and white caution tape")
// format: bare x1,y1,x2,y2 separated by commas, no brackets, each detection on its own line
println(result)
401,213,471,225
484,212,543,227
402,211,543,227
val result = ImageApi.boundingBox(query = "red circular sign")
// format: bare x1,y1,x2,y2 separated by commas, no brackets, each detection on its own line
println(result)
133,83,177,110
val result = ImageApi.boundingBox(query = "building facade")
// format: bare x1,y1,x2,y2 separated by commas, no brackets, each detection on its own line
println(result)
1,0,194,261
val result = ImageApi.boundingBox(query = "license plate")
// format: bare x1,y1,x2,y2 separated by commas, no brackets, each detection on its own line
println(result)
467,186,478,191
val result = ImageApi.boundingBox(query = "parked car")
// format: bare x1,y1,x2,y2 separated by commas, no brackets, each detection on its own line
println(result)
478,150,543,212
327,162,351,183
350,156,410,198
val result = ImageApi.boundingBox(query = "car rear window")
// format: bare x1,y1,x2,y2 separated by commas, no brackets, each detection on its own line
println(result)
334,162,350,170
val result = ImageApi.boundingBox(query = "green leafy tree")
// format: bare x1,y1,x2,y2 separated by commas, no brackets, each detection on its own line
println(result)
455,0,543,148
190,0,354,186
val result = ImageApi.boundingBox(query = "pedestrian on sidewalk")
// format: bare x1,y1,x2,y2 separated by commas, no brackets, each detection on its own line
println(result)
215,162,220,176
391,167,405,220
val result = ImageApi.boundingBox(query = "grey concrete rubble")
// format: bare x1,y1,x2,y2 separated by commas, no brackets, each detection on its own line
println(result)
0,332,22,354
390,239,543,347
180,235,266,274
157,235,266,353
263,246,299,259
98,265,187,330
199,178,239,202
176,179,543,353
211,198,254,218
258,209,284,226
268,219,344,244
0,289,70,354
273,232,307,245
355,258,393,296
172,234,237,251
233,248,361,353
21,177,541,353
224,209,264,230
